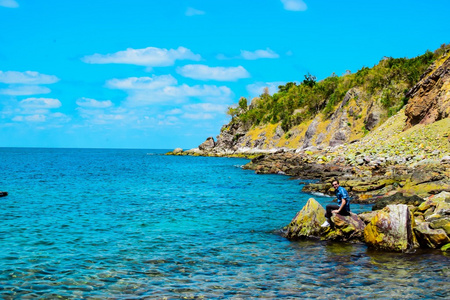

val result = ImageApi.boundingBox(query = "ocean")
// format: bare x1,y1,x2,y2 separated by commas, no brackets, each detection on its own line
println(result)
0,148,448,299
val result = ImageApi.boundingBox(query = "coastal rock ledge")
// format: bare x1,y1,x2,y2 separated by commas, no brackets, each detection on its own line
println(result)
282,194,450,253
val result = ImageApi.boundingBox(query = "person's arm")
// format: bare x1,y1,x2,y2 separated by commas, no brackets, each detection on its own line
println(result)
333,198,346,214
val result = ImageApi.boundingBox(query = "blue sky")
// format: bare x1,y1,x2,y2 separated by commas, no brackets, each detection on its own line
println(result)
1,0,449,149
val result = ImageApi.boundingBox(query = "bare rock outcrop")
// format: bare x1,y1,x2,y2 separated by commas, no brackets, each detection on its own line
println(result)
404,54,450,129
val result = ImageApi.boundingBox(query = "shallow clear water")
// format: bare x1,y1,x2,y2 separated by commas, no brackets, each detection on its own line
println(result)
0,148,448,299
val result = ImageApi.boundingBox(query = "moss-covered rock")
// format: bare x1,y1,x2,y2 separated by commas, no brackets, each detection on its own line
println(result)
282,198,326,239
364,204,419,252
441,243,450,252
414,222,450,249
429,218,450,235
372,192,424,211
323,212,366,241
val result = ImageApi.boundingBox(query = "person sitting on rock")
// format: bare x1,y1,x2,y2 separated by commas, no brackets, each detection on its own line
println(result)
321,179,350,227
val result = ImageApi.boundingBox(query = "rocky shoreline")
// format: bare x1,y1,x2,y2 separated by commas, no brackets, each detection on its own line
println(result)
166,49,450,253
167,147,450,253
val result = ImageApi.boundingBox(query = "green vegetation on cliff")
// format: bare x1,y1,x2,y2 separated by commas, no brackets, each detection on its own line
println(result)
229,44,450,133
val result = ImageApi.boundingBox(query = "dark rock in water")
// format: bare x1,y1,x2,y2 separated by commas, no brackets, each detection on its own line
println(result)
0,191,8,197
372,192,424,211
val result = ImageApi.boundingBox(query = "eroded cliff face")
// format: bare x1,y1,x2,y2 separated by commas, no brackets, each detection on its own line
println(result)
404,53,450,129
206,87,390,154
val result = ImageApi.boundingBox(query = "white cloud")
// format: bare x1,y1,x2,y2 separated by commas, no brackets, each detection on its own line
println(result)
246,82,286,97
126,84,232,106
240,48,279,60
185,7,205,16
0,85,51,95
106,75,233,106
106,75,177,90
0,71,59,84
281,0,307,11
166,108,183,115
0,0,19,8
182,113,214,120
183,103,228,113
19,97,61,109
82,46,201,67
177,65,250,81
13,114,46,122
76,97,113,108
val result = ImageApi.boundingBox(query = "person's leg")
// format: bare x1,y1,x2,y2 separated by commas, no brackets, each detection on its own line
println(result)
325,204,340,218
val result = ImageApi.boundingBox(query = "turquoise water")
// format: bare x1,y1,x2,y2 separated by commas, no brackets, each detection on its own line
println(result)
0,148,448,299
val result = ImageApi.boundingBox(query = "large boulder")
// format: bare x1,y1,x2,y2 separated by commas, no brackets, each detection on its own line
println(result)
282,198,326,239
413,222,450,248
372,192,423,211
324,212,366,241
364,204,419,252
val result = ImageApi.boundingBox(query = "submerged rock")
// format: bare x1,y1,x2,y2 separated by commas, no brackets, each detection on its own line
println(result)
364,204,419,252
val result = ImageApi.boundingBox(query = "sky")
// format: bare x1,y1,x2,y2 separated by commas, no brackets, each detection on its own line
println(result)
1,0,449,149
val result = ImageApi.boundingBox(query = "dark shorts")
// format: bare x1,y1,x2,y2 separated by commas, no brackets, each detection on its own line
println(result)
325,204,350,218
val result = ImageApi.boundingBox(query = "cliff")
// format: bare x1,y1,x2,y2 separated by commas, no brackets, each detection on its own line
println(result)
174,44,449,159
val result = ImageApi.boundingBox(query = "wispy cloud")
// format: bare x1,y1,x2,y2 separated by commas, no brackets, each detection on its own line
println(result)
217,48,280,60
106,75,177,90
76,97,113,108
0,71,59,84
0,0,19,8
19,97,61,109
246,81,286,97
281,0,307,11
240,48,280,60
177,65,250,81
0,85,51,96
82,46,201,67
185,7,205,16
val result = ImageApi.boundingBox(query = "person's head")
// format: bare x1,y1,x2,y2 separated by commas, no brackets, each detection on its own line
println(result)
332,180,340,188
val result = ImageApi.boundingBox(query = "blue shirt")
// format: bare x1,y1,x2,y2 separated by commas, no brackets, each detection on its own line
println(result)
335,186,350,212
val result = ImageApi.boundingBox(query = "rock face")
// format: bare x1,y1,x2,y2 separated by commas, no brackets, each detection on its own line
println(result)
404,54,450,129
198,137,215,151
364,204,419,252
282,198,326,239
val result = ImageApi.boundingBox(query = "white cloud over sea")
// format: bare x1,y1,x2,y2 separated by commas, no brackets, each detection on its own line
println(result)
106,75,233,106
82,46,201,67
